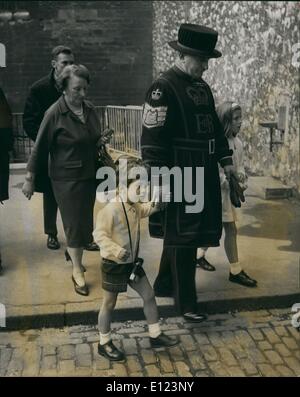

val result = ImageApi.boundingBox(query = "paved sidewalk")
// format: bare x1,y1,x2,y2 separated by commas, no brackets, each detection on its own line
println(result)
0,308,299,377
0,171,300,329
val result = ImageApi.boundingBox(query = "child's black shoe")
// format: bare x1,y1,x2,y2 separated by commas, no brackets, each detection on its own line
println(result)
98,341,125,361
229,270,257,287
150,332,179,348
196,257,216,271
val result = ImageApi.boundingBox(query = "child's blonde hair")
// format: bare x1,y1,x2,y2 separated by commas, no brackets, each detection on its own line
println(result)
216,101,242,138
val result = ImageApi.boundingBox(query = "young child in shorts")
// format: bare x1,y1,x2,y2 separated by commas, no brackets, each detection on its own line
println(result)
93,158,179,361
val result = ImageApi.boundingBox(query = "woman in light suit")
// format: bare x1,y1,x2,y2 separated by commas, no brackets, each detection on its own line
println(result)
22,64,111,296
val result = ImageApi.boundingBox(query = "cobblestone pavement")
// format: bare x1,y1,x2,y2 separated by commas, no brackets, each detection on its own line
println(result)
0,308,299,377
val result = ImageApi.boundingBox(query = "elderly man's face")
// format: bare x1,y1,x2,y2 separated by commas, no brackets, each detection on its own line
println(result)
183,54,209,80
52,52,74,77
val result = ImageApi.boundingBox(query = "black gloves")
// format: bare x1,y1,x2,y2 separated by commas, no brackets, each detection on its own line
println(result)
229,174,245,208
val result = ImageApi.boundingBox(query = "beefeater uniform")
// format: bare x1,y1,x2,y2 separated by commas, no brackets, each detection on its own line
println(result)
141,65,233,313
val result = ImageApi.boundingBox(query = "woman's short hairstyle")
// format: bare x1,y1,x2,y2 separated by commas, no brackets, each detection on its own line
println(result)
57,64,90,91
216,101,242,138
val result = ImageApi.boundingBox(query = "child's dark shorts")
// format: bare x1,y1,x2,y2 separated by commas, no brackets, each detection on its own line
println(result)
101,258,146,293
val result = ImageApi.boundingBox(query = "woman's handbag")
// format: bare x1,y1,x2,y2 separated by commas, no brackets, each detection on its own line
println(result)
96,127,116,170
96,144,116,170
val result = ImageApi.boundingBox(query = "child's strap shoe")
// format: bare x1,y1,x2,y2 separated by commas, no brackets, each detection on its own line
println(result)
150,332,179,348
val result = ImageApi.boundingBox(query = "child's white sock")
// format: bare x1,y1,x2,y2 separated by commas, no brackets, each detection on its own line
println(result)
148,323,162,339
230,262,242,275
198,247,208,258
99,331,112,345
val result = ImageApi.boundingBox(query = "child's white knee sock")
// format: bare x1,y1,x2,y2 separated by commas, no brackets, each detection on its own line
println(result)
99,331,111,345
148,323,162,339
230,262,242,275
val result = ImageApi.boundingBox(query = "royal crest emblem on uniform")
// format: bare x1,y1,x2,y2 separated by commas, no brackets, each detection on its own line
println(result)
142,103,168,129
186,86,209,106
195,114,214,134
151,89,163,101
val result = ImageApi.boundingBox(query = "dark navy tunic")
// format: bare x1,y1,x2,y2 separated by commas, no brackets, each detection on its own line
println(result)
141,66,233,247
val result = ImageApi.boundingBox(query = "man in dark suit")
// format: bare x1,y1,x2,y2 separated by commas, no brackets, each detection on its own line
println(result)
23,45,99,251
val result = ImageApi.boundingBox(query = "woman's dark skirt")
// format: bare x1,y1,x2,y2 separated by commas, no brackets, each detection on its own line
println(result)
101,259,146,293
52,178,95,248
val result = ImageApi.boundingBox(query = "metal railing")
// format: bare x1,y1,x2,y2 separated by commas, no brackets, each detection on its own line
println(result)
11,105,143,163
11,113,33,163
104,105,143,159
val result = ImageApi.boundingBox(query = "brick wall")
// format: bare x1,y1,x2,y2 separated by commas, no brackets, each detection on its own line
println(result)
0,1,153,112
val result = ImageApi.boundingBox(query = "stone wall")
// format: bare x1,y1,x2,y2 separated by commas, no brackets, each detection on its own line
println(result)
152,1,300,192
0,1,153,111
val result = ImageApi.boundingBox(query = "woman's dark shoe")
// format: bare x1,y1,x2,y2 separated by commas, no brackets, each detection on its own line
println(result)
150,332,179,348
47,234,60,250
196,257,216,271
71,275,89,296
84,241,100,251
183,312,208,323
98,341,125,361
65,250,86,272
229,270,257,288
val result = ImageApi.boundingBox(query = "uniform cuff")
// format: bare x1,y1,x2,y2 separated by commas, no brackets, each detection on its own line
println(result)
219,156,233,167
